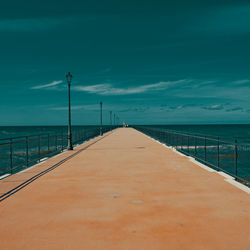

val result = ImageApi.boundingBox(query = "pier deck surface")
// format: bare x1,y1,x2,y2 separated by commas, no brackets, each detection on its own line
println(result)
0,128,249,250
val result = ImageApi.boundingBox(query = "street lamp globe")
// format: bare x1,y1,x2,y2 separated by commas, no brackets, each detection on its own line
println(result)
66,72,72,85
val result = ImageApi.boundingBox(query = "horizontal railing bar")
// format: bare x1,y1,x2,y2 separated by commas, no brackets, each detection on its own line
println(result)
0,127,112,142
136,127,249,146
140,127,250,144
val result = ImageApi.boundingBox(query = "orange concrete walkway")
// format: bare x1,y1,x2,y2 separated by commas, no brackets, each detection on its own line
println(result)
0,128,249,250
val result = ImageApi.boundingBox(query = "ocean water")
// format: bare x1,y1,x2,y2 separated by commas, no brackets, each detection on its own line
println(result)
1,124,249,142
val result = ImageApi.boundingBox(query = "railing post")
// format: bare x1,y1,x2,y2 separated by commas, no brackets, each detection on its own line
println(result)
217,137,220,168
204,136,207,161
195,137,197,156
234,139,238,178
56,135,58,151
10,139,13,174
38,135,41,162
61,133,64,151
48,133,50,153
187,136,190,153
26,136,29,167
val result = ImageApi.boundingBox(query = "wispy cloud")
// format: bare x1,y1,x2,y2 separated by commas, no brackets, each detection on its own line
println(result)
97,67,112,74
0,18,66,32
225,107,244,112
161,103,227,111
73,80,191,95
49,104,100,111
203,104,224,111
119,107,149,113
232,79,250,85
31,80,63,90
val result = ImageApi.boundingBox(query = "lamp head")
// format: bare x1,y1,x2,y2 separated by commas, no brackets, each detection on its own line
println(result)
66,72,72,84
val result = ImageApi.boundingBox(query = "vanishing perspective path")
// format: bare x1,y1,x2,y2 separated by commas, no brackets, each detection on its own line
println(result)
0,128,249,250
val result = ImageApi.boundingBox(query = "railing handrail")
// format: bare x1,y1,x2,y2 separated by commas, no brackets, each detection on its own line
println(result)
134,126,250,146
0,125,113,142
0,132,66,142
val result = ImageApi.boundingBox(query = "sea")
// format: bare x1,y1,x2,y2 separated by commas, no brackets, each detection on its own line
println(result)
1,124,250,141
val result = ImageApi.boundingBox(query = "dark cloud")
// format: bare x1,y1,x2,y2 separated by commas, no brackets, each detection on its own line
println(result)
225,107,244,112
119,107,148,113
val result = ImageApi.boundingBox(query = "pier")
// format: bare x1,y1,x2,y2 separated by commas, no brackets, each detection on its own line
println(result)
0,128,249,249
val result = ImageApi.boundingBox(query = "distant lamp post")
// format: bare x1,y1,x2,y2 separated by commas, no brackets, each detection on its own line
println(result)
100,101,103,135
66,72,73,150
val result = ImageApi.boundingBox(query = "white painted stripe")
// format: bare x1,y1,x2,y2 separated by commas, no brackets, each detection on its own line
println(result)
225,179,250,194
189,157,216,172
172,148,188,158
217,171,234,179
40,157,48,162
0,174,10,180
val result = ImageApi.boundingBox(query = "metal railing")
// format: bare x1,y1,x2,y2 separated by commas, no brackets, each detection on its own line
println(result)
0,126,116,177
133,126,250,186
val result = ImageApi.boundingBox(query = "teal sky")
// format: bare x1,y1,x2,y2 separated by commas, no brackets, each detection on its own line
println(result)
1,0,250,125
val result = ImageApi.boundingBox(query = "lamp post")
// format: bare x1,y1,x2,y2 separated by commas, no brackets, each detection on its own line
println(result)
100,101,103,135
110,111,112,131
66,72,73,150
